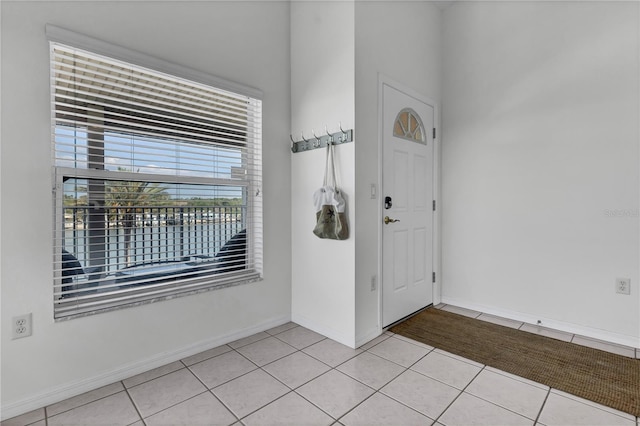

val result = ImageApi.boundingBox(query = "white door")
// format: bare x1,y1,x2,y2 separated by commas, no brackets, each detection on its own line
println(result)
382,83,434,327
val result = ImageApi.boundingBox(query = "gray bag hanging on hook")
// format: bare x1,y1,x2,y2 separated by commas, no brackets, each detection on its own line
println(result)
313,142,349,240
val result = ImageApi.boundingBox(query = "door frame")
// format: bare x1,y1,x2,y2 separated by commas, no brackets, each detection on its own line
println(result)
377,74,441,331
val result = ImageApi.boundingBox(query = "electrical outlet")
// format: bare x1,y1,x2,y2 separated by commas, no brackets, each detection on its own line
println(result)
371,275,377,291
616,278,631,295
12,313,32,339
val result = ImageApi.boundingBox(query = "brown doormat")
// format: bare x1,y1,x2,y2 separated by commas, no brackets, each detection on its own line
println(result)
390,308,640,417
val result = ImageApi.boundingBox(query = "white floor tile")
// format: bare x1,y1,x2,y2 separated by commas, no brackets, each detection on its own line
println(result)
519,323,573,342
262,351,331,389
243,392,334,426
296,370,375,419
380,369,460,419
264,322,299,336
123,361,184,388
189,350,257,389
367,336,431,367
549,390,636,421
438,393,533,426
46,382,124,417
340,393,433,426
411,351,482,389
391,333,436,350
483,366,548,390
477,313,523,329
538,391,636,426
181,344,233,366
144,392,236,426
357,333,390,351
228,332,270,349
303,338,362,367
571,335,636,358
337,352,405,390
128,368,206,418
235,336,297,366
0,408,45,426
48,392,140,426
274,326,326,349
464,369,548,420
440,305,481,318
212,369,289,419
432,349,484,368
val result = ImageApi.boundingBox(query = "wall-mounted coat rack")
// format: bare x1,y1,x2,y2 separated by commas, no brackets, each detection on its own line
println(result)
290,128,353,153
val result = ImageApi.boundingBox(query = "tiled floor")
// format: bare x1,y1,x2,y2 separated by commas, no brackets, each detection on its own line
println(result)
3,311,639,426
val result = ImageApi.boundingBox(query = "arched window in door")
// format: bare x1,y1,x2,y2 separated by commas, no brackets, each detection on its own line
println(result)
393,108,426,144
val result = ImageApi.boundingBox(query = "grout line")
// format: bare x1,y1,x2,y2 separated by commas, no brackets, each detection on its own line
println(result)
292,387,339,422
534,388,552,426
206,389,239,424
333,391,381,424
122,382,145,425
206,388,241,424
432,364,486,425
124,362,186,390
229,390,289,424
549,389,638,421
341,347,442,423
43,384,126,420
185,364,237,417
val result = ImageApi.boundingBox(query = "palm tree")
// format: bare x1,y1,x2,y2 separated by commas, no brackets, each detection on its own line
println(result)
106,179,168,267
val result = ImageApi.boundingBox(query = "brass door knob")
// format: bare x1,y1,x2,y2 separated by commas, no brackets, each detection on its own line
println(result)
384,216,400,225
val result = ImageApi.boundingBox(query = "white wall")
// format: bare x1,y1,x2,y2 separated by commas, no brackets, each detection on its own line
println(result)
354,1,442,345
290,1,442,348
1,1,291,418
290,1,357,347
442,1,640,347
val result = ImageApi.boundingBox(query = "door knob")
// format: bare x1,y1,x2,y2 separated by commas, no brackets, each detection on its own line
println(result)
384,216,400,225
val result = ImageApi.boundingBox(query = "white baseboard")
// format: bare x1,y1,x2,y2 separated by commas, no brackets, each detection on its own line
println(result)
291,312,355,348
1,314,290,421
441,297,640,349
355,326,383,349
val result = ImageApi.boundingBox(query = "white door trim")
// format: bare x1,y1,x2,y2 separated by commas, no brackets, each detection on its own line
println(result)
377,74,441,331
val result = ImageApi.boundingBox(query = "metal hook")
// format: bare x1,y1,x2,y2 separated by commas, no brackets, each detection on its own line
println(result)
325,125,334,145
339,122,349,143
339,122,346,134
301,131,309,143
312,129,321,147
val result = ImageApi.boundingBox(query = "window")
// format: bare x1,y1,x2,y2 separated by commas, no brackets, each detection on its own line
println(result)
393,108,426,143
51,36,262,319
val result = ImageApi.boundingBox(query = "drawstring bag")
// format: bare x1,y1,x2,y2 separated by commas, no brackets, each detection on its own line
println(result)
313,142,349,240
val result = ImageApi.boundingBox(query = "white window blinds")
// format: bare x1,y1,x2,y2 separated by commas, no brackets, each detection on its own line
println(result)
51,41,263,320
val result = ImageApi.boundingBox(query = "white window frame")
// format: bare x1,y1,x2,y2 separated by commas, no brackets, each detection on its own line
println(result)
48,25,263,320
